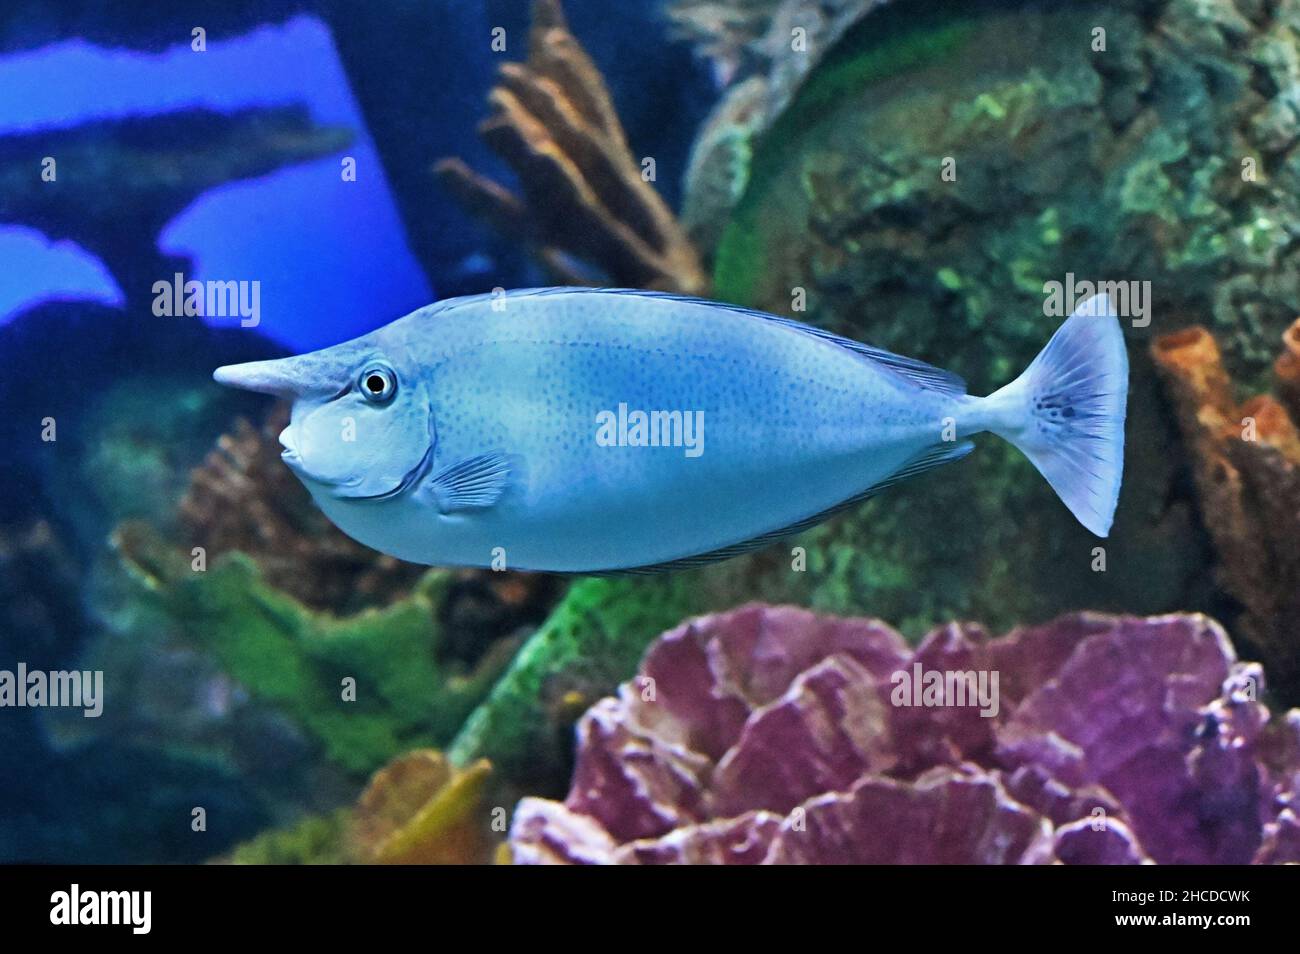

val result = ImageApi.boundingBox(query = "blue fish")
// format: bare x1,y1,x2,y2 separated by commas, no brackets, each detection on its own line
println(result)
213,288,1128,573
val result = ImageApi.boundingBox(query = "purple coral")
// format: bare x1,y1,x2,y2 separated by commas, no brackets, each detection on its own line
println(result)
509,605,1300,864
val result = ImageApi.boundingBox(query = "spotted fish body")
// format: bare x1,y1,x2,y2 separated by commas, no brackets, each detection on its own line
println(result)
214,288,1129,573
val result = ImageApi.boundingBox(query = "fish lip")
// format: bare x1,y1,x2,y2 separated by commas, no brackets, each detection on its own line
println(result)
278,427,305,470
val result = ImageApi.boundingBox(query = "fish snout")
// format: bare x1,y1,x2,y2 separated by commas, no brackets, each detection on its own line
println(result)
212,354,347,399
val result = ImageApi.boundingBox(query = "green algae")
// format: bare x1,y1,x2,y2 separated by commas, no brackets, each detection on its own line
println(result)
714,0,1298,387
226,810,351,865
448,573,713,789
115,527,517,776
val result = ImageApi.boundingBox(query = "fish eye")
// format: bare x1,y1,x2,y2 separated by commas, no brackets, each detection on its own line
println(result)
358,366,397,404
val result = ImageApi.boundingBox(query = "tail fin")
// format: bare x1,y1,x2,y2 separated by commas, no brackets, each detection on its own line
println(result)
982,293,1129,536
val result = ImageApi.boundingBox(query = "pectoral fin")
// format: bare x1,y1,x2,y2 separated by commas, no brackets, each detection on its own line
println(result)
428,452,513,513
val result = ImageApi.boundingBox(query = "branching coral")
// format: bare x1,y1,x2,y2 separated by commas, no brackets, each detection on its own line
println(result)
435,0,707,294
1152,324,1300,700
510,605,1300,865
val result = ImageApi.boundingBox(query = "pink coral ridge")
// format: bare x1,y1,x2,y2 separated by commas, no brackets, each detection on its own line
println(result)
509,605,1300,864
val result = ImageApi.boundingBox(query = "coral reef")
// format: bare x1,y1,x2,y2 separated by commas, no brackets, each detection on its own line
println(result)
350,750,494,864
451,0,1296,725
1152,323,1300,700
510,605,1300,865
179,404,562,622
435,0,707,294
448,574,718,793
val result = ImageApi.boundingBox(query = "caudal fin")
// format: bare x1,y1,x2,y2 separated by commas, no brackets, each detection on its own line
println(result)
983,294,1129,536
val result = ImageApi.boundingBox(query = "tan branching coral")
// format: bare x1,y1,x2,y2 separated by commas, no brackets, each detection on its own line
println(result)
435,0,707,294
1152,325,1300,697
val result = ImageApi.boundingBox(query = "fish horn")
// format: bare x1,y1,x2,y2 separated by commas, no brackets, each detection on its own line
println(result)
213,355,341,398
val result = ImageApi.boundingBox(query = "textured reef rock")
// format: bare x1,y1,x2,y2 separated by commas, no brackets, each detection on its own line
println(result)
436,0,707,294
1152,323,1300,700
669,0,887,252
509,605,1300,864
706,0,1300,375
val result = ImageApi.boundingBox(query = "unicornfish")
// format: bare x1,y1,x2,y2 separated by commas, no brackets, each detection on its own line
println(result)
213,288,1128,573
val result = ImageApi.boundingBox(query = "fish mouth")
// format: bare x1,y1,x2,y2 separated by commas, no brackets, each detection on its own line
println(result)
278,427,305,470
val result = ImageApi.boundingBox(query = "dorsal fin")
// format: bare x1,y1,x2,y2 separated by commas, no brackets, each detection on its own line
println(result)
589,440,975,576
428,287,967,396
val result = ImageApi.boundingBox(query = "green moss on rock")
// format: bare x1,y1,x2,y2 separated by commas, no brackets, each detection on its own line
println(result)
115,527,517,776
448,574,713,789
225,810,351,865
